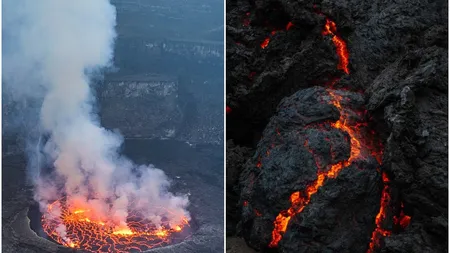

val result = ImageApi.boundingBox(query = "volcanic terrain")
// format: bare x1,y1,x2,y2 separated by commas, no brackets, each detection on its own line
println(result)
226,0,448,252
3,139,223,253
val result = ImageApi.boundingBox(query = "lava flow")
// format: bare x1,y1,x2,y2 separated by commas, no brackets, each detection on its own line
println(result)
366,176,411,253
322,19,350,74
41,198,190,253
269,16,354,248
366,173,392,253
268,88,363,248
267,13,410,251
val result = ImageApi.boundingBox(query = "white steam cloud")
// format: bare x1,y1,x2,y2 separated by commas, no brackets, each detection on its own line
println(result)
3,0,189,235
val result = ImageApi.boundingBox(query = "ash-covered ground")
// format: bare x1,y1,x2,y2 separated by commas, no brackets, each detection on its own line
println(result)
226,0,447,252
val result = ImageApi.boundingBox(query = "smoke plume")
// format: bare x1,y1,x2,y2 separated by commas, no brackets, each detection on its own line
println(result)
3,0,189,236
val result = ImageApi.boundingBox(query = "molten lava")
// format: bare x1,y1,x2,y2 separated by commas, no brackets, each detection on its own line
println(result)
264,11,411,251
367,177,411,252
366,173,392,253
269,16,358,248
42,199,190,252
394,203,411,229
261,37,271,49
267,13,402,250
269,88,365,247
322,19,350,74
259,21,293,49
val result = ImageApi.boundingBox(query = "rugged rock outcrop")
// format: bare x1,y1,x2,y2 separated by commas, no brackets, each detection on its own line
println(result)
238,87,382,252
99,74,182,139
226,0,447,252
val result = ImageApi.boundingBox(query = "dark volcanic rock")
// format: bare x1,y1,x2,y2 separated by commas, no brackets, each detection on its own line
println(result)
226,141,253,235
227,0,447,252
281,168,380,253
99,75,181,139
237,87,381,252
367,48,448,252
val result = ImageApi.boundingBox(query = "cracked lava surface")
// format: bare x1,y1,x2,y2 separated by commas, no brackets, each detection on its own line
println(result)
41,198,190,253
258,14,410,252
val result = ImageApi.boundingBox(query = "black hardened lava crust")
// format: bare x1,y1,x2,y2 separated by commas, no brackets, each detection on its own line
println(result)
226,0,447,252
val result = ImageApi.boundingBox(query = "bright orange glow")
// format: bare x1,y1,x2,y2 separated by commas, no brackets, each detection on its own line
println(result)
392,203,411,231
261,30,278,49
366,172,392,253
156,230,168,237
397,213,411,229
264,12,399,250
269,88,363,247
112,228,134,236
261,37,270,49
42,199,190,252
322,19,350,74
268,15,377,248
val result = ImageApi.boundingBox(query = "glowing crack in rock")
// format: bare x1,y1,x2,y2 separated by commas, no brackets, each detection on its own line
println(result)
269,16,356,247
261,37,271,49
266,12,410,251
322,19,350,74
366,173,392,253
269,89,363,247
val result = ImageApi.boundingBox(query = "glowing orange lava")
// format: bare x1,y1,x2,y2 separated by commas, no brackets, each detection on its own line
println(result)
42,199,190,253
259,20,294,49
257,11,406,251
366,172,392,253
322,19,350,74
268,14,384,249
367,178,411,252
394,203,411,229
269,88,363,247
261,37,270,49
269,17,358,247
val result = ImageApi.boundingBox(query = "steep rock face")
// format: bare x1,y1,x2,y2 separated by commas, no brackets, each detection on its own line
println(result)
99,75,181,139
226,0,447,252
367,48,448,253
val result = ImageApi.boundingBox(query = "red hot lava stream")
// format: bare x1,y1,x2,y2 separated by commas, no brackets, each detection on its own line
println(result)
41,199,190,252
267,15,410,250
322,19,350,74
269,84,361,248
366,173,392,253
